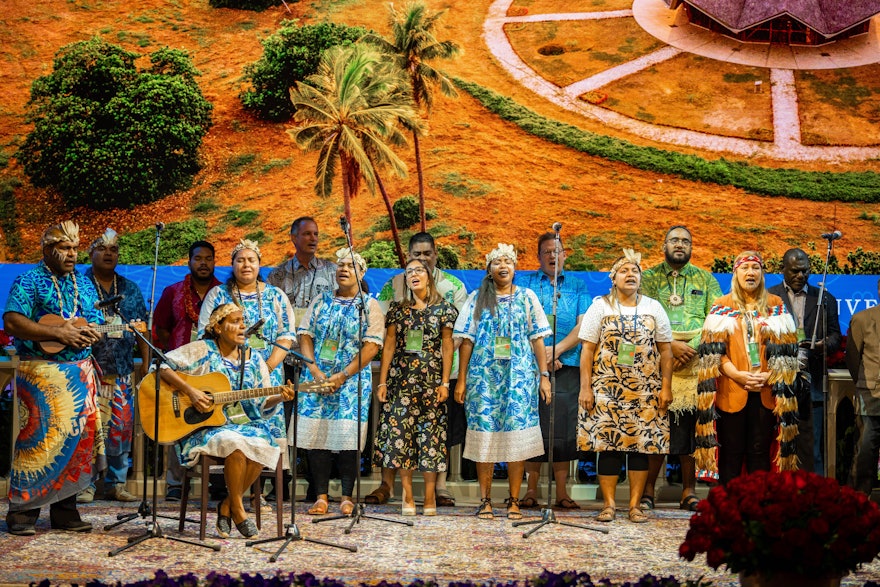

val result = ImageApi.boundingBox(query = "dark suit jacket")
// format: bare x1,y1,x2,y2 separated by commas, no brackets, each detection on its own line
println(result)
768,282,841,403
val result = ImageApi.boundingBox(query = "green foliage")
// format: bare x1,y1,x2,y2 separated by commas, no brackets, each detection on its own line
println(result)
455,79,880,203
393,195,420,229
226,152,258,174
436,244,459,270
0,177,22,255
722,72,762,83
17,39,213,210
240,20,368,122
208,0,283,10
565,234,597,271
115,219,208,265
361,240,400,268
223,206,260,227
434,171,493,198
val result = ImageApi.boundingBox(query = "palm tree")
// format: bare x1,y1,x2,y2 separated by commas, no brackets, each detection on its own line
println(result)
363,1,462,232
288,44,419,266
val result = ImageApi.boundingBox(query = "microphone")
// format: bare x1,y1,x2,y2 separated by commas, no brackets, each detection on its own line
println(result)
95,295,124,309
339,215,349,235
244,318,265,338
551,222,562,232
155,222,165,232
820,230,842,241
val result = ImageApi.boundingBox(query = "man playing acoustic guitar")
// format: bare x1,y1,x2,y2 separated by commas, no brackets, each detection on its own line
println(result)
3,221,105,536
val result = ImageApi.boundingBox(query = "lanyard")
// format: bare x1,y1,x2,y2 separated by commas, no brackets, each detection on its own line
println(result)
616,295,640,341
234,282,263,330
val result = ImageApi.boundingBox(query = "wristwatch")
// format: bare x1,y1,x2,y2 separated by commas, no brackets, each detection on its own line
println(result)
440,382,450,388
540,371,550,378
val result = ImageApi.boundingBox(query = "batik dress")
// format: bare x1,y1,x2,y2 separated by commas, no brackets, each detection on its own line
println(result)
576,296,672,454
453,287,551,463
198,283,296,385
295,292,384,452
163,340,286,470
4,262,106,510
374,300,459,472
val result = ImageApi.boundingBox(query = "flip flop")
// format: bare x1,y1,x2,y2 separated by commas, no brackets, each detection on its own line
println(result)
436,488,456,507
364,485,391,505
680,494,700,511
307,498,329,515
554,498,581,510
639,495,655,510
519,495,539,508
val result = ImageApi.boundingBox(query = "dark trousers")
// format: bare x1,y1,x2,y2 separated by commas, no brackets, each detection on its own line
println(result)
852,413,880,495
716,392,776,485
6,494,81,527
308,449,357,497
796,407,816,474
597,451,648,475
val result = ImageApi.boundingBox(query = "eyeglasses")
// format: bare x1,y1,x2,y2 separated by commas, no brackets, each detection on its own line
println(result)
666,238,692,246
405,267,427,276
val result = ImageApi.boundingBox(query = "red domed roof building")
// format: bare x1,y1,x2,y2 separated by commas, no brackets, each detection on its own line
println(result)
665,0,880,45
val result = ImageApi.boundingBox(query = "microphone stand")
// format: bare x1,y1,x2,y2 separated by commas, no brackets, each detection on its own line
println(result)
514,227,609,537
103,301,200,534
811,234,834,477
246,345,356,559
108,326,218,556
313,222,413,534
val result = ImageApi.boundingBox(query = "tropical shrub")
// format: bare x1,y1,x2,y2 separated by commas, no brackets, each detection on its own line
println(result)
208,0,284,10
240,21,368,121
17,39,213,210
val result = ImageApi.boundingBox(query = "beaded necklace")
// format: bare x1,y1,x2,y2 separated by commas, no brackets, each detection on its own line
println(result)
233,280,263,329
49,269,79,319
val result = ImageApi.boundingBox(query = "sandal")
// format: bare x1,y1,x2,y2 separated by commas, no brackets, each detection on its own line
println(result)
505,496,522,520
436,488,455,507
519,495,539,508
629,506,649,523
597,506,616,523
235,517,259,538
364,485,391,505
475,497,494,520
340,499,355,516
554,497,581,510
216,500,232,538
640,495,655,510
679,494,700,512
307,498,329,515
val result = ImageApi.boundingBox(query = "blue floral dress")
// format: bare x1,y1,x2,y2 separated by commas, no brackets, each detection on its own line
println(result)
163,340,286,470
453,287,551,462
198,282,296,386
295,292,385,451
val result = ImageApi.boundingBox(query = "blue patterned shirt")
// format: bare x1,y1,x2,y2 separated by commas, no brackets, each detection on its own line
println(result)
514,271,592,367
4,262,103,361
84,269,148,375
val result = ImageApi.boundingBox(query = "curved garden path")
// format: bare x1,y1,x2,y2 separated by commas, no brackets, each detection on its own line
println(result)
483,0,880,162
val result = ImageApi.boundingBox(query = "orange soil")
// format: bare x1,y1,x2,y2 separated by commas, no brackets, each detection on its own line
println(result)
0,0,878,271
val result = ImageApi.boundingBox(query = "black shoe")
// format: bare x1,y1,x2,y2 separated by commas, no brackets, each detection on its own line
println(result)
8,523,36,536
51,519,92,532
165,487,182,502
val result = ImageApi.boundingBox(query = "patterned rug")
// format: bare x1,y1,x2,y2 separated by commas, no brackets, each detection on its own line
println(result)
1,500,878,586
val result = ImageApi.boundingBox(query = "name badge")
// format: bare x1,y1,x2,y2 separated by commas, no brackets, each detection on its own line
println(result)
107,314,124,339
691,289,703,296
547,314,556,334
319,338,339,362
618,342,636,367
668,306,684,326
494,336,511,360
294,307,307,329
796,327,806,342
405,328,424,353
248,334,266,350
190,325,199,343
748,341,761,367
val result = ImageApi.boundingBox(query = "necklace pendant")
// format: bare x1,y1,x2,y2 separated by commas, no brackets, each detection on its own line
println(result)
668,293,684,306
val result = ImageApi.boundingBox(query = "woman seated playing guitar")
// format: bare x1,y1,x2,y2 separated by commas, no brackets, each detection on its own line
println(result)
157,303,294,539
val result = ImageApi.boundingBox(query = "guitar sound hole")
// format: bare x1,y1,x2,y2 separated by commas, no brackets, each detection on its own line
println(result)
183,407,213,425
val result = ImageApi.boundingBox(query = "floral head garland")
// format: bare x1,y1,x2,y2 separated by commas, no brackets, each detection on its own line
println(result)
485,243,517,267
88,228,118,254
206,303,240,335
733,253,764,271
608,248,642,280
41,220,80,247
231,238,261,262
335,247,367,274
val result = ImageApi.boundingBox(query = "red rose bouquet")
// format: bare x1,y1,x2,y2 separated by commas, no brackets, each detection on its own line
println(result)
679,469,880,579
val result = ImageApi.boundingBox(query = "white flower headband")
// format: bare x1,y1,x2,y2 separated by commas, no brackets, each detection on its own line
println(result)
89,228,118,253
335,247,367,274
41,220,80,247
206,303,241,335
609,248,642,279
485,243,517,267
231,238,261,262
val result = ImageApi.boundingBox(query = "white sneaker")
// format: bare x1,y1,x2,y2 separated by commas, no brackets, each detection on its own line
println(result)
105,484,139,502
77,486,96,503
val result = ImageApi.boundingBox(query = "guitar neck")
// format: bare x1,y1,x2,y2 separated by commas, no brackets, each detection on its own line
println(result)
93,323,129,334
211,386,287,405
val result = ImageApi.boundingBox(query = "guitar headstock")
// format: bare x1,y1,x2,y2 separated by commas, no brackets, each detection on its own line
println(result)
128,321,148,333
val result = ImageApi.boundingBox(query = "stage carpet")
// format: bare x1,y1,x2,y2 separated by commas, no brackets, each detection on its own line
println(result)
1,500,879,586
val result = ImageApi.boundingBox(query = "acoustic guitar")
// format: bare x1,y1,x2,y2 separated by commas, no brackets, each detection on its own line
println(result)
37,314,147,354
137,371,333,444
